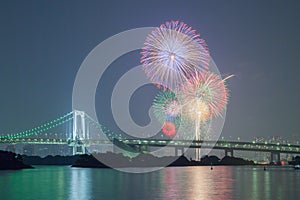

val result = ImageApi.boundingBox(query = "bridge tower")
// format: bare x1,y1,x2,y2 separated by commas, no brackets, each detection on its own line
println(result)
70,110,89,155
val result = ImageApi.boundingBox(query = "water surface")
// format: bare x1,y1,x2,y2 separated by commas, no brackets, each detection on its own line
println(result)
0,166,299,200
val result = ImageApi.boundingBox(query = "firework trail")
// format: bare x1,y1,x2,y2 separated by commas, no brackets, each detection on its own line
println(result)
141,21,210,91
180,71,229,160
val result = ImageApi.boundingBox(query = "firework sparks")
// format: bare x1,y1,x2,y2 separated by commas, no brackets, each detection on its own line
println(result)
141,21,210,91
153,90,182,124
182,100,211,122
223,74,235,81
181,71,229,119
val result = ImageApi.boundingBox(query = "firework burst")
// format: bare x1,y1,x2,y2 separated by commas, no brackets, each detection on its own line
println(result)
180,71,229,119
141,21,210,91
162,122,176,137
152,90,181,124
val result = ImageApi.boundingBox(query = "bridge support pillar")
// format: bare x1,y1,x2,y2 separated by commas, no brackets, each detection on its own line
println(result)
72,144,86,155
142,145,149,152
134,145,148,153
225,149,234,157
270,152,280,164
175,147,184,157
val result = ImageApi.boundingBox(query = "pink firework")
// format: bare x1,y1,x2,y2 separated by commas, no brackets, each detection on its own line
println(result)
141,21,210,91
181,71,229,118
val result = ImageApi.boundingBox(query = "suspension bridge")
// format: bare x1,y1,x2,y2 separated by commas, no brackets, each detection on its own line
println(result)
0,110,300,162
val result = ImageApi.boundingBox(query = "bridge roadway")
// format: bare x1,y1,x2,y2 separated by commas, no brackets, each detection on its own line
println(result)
119,139,300,154
1,138,300,155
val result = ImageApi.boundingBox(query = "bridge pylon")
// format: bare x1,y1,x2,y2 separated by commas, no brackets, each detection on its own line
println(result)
70,110,89,155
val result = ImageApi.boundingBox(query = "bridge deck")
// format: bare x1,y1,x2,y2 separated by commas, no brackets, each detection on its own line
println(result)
1,138,300,154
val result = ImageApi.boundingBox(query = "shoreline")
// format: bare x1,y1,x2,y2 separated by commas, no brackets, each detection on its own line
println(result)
3,150,297,170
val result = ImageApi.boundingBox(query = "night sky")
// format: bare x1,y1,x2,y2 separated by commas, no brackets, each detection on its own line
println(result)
0,1,299,141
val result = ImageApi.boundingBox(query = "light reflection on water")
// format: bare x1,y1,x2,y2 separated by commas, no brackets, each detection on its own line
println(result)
0,166,299,200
